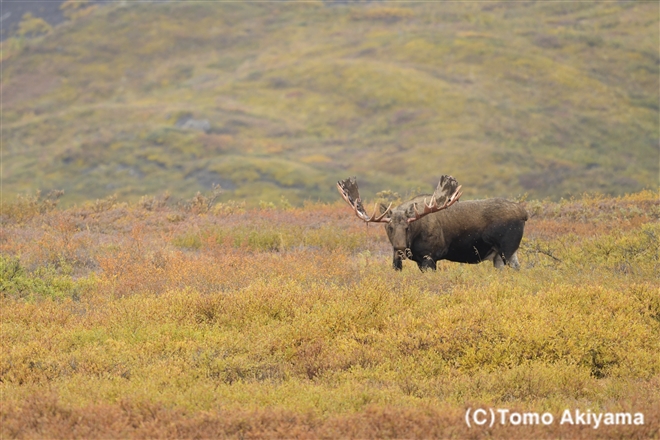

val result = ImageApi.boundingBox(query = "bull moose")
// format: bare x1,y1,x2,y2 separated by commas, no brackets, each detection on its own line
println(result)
337,176,528,271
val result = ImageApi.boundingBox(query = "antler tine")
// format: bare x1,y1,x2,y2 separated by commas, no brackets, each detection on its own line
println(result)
446,185,462,208
407,178,462,223
336,181,351,205
337,178,391,223
336,181,367,221
412,197,432,219
371,201,393,222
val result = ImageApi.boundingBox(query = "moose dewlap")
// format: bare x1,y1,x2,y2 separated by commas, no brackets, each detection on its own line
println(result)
337,175,528,271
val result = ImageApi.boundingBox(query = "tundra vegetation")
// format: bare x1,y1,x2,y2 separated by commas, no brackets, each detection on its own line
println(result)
1,190,659,438
1,1,658,205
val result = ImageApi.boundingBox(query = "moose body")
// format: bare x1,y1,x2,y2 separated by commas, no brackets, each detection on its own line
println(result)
337,176,528,271
386,197,528,271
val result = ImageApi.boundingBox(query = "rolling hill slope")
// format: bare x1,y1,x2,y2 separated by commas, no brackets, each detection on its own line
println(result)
1,1,658,205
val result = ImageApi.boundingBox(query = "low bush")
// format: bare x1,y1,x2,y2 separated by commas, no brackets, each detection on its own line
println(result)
1,191,658,437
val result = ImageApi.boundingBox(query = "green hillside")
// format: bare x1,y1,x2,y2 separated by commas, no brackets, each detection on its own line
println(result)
2,1,658,206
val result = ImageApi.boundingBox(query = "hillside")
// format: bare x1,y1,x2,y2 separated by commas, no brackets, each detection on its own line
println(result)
1,1,658,206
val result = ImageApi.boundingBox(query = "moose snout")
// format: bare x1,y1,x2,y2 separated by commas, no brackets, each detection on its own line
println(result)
394,248,413,260
393,248,412,270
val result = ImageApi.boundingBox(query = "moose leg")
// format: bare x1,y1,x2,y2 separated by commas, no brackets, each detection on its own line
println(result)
499,246,522,269
500,223,524,269
418,255,437,271
492,253,505,269
508,251,521,269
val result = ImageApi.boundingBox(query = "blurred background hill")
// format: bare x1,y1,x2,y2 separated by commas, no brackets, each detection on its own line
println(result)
1,1,658,206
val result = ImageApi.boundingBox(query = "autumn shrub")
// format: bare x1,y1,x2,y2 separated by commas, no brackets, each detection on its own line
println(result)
0,190,64,224
1,191,658,438
173,221,377,253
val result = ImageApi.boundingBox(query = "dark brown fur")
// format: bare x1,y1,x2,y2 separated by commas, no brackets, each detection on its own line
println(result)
386,197,528,271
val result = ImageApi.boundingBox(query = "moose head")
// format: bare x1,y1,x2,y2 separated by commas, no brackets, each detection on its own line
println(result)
337,176,463,270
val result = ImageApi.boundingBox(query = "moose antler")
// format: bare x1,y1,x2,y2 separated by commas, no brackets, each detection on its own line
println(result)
337,177,392,223
407,175,463,223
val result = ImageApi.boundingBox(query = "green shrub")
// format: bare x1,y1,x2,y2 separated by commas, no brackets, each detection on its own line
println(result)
0,256,78,300
172,233,203,250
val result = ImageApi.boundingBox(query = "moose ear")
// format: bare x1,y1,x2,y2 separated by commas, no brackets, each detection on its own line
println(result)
404,204,417,218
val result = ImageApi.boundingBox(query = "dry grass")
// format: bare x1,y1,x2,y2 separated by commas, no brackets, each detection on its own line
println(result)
1,190,659,438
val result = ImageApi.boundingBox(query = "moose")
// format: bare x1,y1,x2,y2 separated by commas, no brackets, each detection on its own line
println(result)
337,175,528,271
